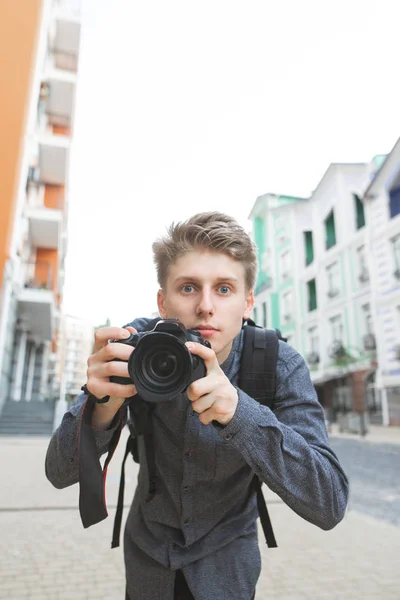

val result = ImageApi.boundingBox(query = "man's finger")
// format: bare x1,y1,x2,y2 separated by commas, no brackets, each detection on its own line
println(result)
186,341,220,374
89,342,135,365
93,326,134,353
186,376,216,402
191,392,215,414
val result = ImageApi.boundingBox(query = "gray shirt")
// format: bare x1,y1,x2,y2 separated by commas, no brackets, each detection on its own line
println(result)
45,319,349,600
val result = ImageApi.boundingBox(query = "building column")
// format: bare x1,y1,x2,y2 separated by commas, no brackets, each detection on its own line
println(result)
11,329,28,401
25,341,37,402
39,342,49,401
0,262,14,408
381,387,390,426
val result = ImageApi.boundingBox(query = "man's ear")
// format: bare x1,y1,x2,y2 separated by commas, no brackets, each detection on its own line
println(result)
243,289,254,320
157,289,168,319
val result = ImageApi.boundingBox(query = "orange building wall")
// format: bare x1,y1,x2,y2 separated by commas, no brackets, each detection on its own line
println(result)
44,185,65,209
0,0,43,291
52,124,72,136
35,248,59,294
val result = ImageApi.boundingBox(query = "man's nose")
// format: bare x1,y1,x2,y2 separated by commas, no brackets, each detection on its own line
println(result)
196,289,215,315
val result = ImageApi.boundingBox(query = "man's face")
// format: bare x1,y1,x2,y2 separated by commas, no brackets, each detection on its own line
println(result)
157,250,254,364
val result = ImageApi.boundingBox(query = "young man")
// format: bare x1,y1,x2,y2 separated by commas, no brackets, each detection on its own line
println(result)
46,212,349,600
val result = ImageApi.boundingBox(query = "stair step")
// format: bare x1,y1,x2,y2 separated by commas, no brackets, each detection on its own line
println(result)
0,401,55,436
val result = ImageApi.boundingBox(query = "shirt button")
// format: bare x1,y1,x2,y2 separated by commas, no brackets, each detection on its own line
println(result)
184,451,192,458
224,433,233,441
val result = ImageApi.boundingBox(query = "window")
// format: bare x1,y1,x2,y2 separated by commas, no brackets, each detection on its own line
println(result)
330,315,343,342
392,234,400,278
362,303,374,335
304,231,314,266
253,307,258,325
354,194,366,229
325,210,336,249
308,326,319,353
326,262,340,298
262,302,267,328
307,279,317,311
389,187,400,219
357,245,369,284
282,290,293,322
280,250,291,280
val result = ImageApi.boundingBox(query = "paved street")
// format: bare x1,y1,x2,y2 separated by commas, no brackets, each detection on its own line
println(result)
0,430,400,599
330,438,400,526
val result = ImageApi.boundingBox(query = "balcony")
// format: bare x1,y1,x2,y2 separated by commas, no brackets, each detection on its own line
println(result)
17,262,55,341
327,288,340,299
363,333,376,351
307,351,320,366
51,2,81,72
26,186,62,249
358,269,370,284
38,133,70,185
41,70,76,126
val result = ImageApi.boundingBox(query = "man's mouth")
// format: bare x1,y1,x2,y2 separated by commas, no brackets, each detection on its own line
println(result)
193,325,219,337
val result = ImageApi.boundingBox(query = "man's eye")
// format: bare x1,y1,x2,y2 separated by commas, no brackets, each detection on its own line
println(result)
182,285,194,293
218,286,230,294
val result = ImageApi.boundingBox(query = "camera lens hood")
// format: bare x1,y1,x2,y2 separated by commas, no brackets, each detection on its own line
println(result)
128,332,193,403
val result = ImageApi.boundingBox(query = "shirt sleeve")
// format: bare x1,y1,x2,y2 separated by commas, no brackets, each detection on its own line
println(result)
216,346,349,531
45,392,125,489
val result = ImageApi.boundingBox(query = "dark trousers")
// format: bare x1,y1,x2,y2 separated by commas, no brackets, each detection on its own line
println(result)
174,570,255,600
174,570,195,599
126,571,256,599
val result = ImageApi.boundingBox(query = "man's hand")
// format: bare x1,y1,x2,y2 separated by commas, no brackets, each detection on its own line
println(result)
185,342,238,426
86,326,138,430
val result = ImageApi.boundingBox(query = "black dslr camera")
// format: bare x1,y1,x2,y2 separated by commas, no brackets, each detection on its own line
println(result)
110,319,211,403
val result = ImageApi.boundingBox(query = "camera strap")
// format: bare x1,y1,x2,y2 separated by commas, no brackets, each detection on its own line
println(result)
78,395,125,529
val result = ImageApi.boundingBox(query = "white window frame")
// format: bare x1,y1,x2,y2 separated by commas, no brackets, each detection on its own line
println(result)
392,234,400,277
262,301,267,328
356,245,369,284
330,314,343,343
280,250,291,281
362,303,374,335
281,290,293,322
326,262,340,298
308,326,319,354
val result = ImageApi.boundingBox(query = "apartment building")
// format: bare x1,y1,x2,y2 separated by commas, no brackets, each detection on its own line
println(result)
58,314,94,405
363,137,400,425
250,157,396,429
0,0,81,412
249,193,307,346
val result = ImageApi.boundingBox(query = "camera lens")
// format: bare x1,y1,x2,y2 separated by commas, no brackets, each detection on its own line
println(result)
149,351,177,379
128,332,192,401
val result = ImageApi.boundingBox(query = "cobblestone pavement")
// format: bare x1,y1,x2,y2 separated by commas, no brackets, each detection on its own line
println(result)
1,432,400,600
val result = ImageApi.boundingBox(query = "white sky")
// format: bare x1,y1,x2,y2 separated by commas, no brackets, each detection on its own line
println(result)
63,0,400,327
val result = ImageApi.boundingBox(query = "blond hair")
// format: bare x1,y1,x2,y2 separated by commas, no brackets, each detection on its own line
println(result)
152,212,257,290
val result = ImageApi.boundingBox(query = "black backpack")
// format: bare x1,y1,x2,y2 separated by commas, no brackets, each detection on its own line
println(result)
78,319,285,551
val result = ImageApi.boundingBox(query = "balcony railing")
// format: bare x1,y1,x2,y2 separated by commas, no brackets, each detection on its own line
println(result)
26,172,64,210
54,0,82,14
23,261,53,291
363,333,376,351
51,50,79,73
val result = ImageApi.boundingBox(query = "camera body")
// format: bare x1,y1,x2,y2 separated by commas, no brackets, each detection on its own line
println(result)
110,319,211,403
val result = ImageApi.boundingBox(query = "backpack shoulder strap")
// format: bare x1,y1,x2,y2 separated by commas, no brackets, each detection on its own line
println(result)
239,321,280,548
239,323,280,408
